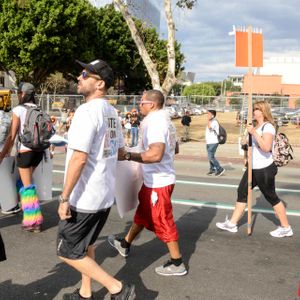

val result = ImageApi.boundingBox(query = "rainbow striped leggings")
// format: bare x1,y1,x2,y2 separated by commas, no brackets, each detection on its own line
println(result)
20,185,43,227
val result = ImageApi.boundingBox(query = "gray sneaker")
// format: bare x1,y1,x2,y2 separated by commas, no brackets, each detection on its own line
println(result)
108,235,130,257
155,260,187,276
216,218,238,233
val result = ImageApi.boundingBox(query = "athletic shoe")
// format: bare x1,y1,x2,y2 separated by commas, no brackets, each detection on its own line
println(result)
216,218,238,233
63,288,94,300
269,226,293,238
206,171,215,176
108,235,130,257
1,205,21,215
22,224,42,233
111,283,135,300
155,260,187,276
215,167,225,177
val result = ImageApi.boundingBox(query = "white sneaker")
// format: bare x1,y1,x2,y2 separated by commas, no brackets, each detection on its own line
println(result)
269,226,293,238
216,218,238,233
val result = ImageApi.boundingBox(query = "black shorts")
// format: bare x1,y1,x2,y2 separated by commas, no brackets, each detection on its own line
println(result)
16,151,44,168
57,208,110,259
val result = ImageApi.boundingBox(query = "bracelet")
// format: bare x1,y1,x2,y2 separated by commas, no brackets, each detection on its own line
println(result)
59,195,69,203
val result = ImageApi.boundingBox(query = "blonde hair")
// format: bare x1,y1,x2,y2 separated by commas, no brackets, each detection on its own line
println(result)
253,100,275,127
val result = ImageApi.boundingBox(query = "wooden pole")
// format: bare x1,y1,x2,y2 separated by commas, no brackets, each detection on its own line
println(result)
247,26,253,235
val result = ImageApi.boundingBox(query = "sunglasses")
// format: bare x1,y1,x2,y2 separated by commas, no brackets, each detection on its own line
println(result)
139,98,154,106
253,107,261,112
81,70,102,80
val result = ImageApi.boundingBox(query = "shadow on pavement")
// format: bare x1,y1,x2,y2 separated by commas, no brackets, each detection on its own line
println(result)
94,206,217,299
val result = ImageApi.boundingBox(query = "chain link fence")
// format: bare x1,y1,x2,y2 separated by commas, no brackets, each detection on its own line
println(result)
11,93,299,116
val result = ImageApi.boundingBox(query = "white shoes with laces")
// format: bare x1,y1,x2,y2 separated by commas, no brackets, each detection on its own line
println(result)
269,226,293,238
216,217,238,233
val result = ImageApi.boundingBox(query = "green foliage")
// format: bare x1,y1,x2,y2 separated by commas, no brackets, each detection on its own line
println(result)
182,83,216,97
176,0,198,9
0,0,98,85
203,81,222,96
0,2,184,94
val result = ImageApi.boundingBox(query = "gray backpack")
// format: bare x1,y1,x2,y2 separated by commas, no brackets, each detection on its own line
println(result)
19,105,55,151
0,112,11,144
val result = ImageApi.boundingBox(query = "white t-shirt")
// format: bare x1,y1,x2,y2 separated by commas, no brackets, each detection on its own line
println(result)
65,98,124,213
205,118,219,144
13,103,37,151
139,109,176,188
252,122,275,169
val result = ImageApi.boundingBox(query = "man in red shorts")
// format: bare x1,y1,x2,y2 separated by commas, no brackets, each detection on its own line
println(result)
108,90,187,276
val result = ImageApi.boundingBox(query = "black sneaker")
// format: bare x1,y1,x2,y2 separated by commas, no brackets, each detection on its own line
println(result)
111,284,135,300
215,168,225,177
63,289,94,300
206,171,215,176
1,205,21,215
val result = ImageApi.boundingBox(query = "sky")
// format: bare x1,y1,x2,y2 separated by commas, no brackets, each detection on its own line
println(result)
92,1,300,82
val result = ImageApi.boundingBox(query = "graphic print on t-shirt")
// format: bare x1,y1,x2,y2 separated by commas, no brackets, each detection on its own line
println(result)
103,116,118,158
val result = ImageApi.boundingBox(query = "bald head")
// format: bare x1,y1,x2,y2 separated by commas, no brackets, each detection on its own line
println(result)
144,90,164,109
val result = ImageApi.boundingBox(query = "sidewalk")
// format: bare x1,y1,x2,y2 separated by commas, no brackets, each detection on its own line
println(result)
176,141,300,167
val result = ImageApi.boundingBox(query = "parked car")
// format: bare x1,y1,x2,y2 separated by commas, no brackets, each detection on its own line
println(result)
165,106,178,119
192,106,204,115
290,114,300,125
285,108,300,120
272,112,289,126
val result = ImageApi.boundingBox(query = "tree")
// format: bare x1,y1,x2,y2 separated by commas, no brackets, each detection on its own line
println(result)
182,83,216,97
113,0,194,96
0,0,98,85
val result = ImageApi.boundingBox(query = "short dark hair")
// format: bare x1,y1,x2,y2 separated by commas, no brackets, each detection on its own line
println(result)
208,109,216,117
145,90,164,108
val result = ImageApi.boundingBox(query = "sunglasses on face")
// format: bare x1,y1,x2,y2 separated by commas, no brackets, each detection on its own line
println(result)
139,98,154,106
81,70,102,80
253,107,261,112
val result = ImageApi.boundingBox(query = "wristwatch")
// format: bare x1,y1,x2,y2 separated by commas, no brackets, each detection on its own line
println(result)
59,195,69,203
125,152,131,161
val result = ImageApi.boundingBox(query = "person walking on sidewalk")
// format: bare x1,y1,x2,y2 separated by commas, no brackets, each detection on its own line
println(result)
216,101,293,238
0,83,43,232
205,109,225,176
108,90,187,277
181,110,191,142
57,59,135,300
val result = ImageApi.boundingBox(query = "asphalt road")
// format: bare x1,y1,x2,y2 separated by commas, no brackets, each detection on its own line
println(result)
0,150,299,300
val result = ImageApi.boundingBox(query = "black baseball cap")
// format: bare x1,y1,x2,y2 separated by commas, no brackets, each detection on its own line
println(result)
76,59,114,89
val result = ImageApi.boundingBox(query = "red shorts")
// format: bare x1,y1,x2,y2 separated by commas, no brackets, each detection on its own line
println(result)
134,184,178,243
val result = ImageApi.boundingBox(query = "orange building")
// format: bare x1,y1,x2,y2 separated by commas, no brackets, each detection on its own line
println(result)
242,74,300,108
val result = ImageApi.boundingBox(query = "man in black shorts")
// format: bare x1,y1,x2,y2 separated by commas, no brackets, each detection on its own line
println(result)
57,59,135,300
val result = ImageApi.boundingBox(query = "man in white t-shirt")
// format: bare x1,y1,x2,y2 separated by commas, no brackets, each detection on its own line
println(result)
57,59,135,300
205,109,225,176
108,90,187,277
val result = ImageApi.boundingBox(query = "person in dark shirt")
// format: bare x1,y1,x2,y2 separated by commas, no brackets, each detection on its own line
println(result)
181,111,192,142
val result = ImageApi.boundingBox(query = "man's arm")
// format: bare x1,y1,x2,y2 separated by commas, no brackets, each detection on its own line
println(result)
118,147,126,160
128,143,165,164
58,150,88,220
